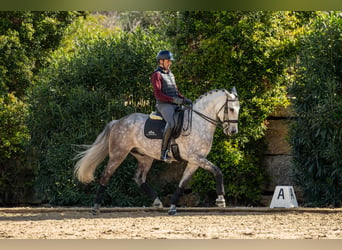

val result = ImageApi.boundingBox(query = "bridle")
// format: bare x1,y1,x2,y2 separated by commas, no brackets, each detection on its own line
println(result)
183,93,239,134
217,95,239,132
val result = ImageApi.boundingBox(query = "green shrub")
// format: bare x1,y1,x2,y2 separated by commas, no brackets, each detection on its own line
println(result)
0,93,31,203
28,25,167,205
0,11,86,205
289,12,342,207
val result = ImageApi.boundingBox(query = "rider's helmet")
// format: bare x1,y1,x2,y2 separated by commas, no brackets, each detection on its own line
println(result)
156,50,174,63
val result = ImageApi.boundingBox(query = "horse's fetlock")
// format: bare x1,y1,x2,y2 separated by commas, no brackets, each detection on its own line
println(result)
168,204,177,215
91,203,101,215
215,196,226,208
153,197,163,208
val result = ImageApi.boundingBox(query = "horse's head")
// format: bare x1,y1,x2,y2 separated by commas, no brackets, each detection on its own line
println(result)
218,87,240,136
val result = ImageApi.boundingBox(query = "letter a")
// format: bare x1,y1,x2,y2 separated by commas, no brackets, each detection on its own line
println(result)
277,188,285,199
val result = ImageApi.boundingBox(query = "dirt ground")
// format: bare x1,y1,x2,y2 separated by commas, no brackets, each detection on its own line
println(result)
0,207,342,239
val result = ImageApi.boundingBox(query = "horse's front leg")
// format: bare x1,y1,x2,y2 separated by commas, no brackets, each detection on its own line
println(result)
198,158,226,208
168,163,198,215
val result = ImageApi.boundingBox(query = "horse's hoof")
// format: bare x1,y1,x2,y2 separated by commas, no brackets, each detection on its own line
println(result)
91,207,100,215
168,205,177,215
215,196,226,208
216,200,226,208
168,209,177,215
153,198,163,208
91,204,100,215
90,208,99,215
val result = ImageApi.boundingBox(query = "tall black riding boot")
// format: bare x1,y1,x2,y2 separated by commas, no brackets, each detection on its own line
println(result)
160,123,172,162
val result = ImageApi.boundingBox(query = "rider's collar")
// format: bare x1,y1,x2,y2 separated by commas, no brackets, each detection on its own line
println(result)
157,66,170,74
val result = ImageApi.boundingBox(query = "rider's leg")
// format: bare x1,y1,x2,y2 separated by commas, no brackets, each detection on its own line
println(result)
156,103,176,162
160,122,172,161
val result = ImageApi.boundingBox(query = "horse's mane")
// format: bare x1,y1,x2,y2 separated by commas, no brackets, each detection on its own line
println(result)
194,89,227,104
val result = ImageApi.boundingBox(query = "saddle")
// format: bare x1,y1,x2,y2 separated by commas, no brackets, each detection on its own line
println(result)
144,107,184,140
144,107,186,162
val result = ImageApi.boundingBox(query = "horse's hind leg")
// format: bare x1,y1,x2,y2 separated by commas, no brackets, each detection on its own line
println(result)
168,163,199,215
132,152,163,208
92,150,130,215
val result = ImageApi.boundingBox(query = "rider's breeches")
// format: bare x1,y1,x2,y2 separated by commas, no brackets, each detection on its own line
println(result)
156,103,177,129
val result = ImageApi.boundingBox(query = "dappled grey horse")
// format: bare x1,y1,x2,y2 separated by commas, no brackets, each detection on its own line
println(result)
74,88,240,215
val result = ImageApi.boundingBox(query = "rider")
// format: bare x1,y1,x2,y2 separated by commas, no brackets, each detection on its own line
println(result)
151,50,192,162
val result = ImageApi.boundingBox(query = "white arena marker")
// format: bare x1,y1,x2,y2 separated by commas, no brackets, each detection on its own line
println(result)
270,185,298,208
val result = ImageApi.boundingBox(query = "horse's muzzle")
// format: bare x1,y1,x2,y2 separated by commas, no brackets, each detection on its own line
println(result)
224,126,238,136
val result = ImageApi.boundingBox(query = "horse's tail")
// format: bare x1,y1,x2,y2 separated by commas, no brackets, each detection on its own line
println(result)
74,120,116,183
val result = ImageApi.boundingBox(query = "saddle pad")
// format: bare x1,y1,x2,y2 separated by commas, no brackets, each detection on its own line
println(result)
144,118,166,139
149,112,163,120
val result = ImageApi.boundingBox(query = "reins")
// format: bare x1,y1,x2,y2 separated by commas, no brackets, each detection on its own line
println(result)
186,105,219,126
182,95,239,135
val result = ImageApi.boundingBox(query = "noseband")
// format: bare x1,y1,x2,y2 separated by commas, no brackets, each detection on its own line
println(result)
218,96,239,128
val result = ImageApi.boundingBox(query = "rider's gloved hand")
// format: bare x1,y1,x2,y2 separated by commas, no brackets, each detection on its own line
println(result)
172,97,184,105
183,98,192,105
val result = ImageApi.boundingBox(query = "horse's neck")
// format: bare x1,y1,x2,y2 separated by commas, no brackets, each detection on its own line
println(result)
189,91,225,133
194,100,215,117
193,91,225,119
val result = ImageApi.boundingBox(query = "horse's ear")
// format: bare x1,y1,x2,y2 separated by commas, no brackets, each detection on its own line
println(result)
231,86,237,95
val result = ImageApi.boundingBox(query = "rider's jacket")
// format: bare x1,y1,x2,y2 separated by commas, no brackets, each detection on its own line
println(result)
151,66,184,104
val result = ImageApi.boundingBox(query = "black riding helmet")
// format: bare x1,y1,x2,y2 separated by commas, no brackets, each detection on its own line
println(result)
156,50,174,63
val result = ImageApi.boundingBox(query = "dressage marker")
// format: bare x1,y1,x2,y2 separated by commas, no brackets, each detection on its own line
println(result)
270,185,298,208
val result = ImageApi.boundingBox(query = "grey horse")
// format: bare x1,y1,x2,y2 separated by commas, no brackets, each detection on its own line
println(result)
74,88,240,215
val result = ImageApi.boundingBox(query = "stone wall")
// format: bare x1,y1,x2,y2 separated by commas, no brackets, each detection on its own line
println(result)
261,105,302,206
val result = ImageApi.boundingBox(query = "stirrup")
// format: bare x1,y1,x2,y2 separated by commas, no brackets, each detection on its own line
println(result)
160,150,172,162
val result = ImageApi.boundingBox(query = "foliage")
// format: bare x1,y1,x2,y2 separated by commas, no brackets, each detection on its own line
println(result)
0,11,82,204
166,11,305,205
96,11,168,33
289,12,342,207
28,16,167,205
0,93,32,203
0,11,84,97
0,93,29,159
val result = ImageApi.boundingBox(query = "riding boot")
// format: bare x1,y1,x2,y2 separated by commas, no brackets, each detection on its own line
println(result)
160,123,172,162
